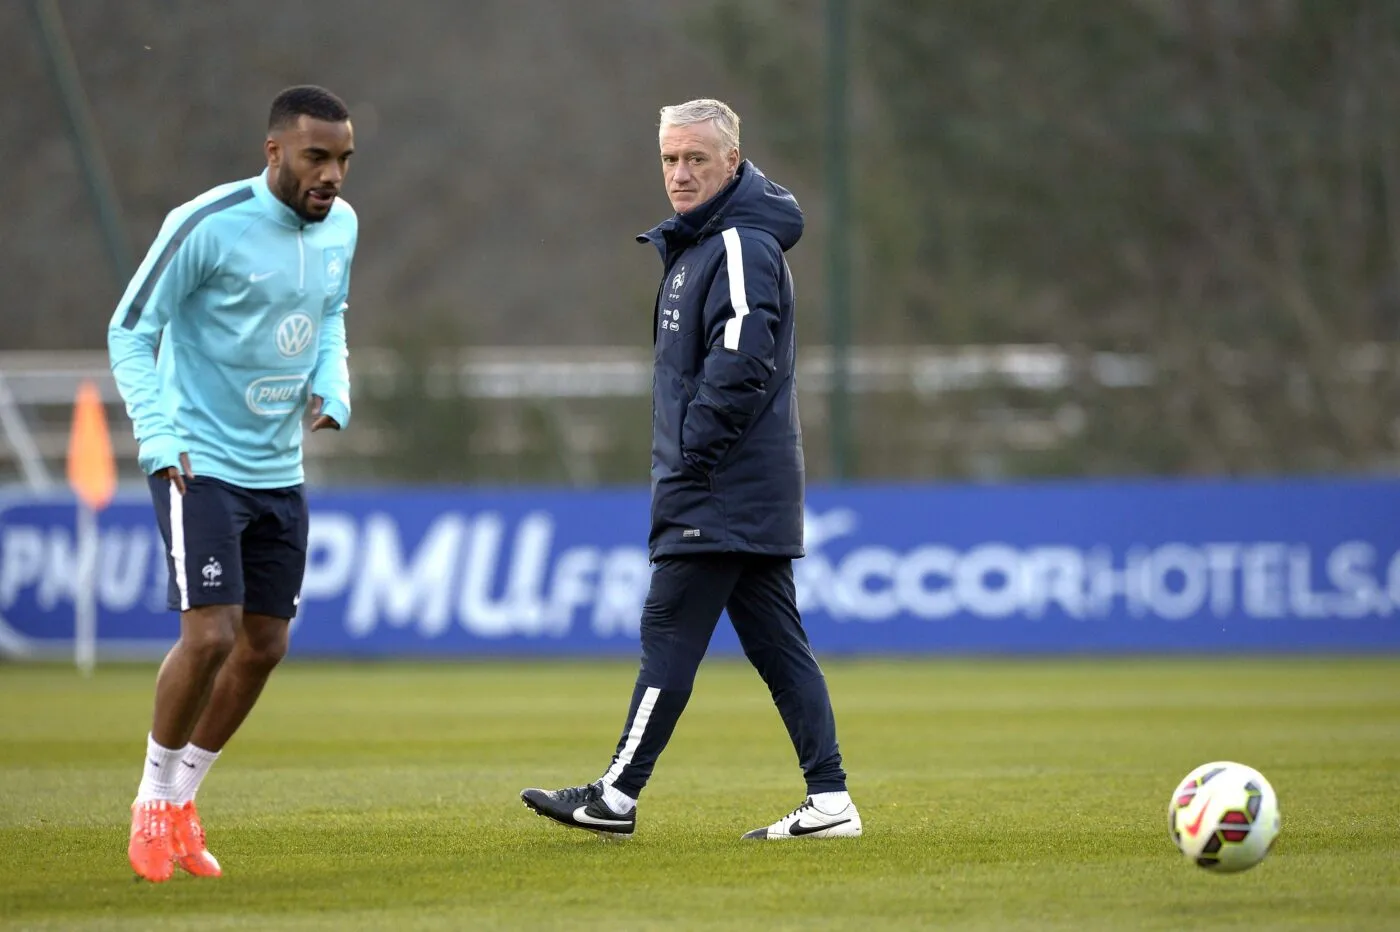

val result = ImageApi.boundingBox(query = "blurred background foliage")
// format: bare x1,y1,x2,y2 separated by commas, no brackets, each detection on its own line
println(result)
4,0,1399,484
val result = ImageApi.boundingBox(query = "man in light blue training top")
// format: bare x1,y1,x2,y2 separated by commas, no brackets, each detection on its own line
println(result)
108,85,357,883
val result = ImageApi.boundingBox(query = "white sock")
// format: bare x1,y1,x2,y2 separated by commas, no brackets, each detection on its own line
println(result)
135,734,185,804
600,781,636,814
173,745,221,805
810,791,852,815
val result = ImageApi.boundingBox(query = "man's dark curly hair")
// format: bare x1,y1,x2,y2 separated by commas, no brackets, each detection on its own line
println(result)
268,85,349,131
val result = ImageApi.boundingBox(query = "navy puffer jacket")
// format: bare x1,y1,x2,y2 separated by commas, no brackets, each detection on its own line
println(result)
639,161,806,560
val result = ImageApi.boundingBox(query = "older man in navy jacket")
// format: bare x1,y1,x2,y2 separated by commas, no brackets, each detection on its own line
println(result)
522,99,860,842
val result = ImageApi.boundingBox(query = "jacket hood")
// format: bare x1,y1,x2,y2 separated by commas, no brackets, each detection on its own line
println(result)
639,160,804,257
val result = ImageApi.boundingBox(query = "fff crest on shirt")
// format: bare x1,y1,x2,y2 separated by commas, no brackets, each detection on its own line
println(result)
322,246,347,295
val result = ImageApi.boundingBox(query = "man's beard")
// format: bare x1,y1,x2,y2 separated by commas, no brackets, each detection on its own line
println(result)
274,165,327,224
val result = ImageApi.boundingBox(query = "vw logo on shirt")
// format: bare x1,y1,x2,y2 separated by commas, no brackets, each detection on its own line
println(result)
275,312,315,358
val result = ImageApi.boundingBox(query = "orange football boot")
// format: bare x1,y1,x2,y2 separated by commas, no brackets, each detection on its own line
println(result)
128,800,176,882
173,801,222,877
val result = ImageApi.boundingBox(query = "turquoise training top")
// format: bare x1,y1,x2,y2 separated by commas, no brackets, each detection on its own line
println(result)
108,169,356,488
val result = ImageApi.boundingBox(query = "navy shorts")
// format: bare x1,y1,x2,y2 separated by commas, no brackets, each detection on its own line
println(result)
148,475,308,618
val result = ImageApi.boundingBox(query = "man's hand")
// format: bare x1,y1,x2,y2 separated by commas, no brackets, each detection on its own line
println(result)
155,452,196,495
308,394,340,432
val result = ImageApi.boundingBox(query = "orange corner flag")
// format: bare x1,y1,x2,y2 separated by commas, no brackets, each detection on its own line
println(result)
67,380,117,512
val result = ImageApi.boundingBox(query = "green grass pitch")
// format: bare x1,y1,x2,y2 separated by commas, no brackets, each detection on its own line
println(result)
1,657,1398,930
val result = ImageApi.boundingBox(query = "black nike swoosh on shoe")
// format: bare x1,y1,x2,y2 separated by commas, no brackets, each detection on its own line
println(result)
181,761,197,769
789,817,851,837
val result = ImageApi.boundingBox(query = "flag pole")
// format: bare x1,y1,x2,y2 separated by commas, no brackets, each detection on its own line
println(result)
66,379,116,676
75,502,98,676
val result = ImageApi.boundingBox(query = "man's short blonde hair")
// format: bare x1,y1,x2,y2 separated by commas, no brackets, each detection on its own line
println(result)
658,99,741,153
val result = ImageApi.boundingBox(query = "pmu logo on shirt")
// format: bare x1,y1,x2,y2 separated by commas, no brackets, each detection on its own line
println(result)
245,375,309,416
275,312,315,358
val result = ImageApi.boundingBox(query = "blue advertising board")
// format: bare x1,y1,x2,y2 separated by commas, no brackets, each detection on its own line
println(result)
1,479,1398,658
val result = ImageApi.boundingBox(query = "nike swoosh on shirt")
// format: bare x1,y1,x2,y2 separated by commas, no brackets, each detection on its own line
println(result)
571,806,631,827
790,817,851,837
249,271,277,282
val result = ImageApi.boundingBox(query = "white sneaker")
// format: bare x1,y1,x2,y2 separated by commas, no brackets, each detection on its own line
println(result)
741,796,863,840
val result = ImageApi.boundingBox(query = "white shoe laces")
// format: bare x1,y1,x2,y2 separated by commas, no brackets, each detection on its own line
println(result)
137,802,172,840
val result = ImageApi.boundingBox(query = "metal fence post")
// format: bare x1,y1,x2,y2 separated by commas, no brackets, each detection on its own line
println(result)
29,0,134,286
825,0,853,481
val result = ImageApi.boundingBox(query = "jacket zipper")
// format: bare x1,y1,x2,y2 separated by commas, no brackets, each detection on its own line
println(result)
651,281,665,343
297,229,306,293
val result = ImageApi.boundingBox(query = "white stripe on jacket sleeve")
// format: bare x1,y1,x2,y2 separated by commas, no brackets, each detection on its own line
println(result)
720,228,750,351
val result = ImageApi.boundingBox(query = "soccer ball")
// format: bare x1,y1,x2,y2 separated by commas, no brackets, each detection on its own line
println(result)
1167,761,1280,872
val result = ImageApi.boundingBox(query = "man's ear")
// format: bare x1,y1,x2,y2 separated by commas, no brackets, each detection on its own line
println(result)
264,136,280,168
